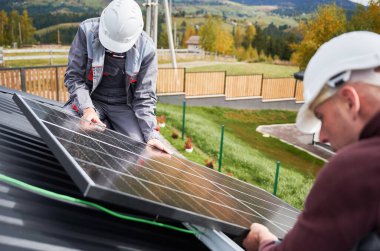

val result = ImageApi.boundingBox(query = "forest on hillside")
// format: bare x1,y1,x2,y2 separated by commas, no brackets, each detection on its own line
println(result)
0,1,379,69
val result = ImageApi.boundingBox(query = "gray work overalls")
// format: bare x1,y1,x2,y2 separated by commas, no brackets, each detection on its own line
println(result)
66,51,144,142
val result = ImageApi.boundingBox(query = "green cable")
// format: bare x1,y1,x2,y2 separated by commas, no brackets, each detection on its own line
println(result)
0,173,200,235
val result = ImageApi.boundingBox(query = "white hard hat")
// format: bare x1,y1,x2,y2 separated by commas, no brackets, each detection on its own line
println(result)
99,0,144,53
296,31,380,133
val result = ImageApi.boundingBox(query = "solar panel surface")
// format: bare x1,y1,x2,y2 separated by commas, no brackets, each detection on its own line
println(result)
14,94,299,237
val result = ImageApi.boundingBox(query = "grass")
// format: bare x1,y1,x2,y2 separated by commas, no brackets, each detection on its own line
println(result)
173,5,298,28
3,58,68,68
156,103,323,209
187,62,299,78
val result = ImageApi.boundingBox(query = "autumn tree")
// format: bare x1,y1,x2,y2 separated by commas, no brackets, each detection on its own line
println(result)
20,10,36,45
233,25,244,48
242,25,256,49
199,17,234,55
348,0,380,33
215,28,234,55
8,10,19,46
291,4,347,69
199,17,218,52
181,25,196,48
0,10,8,45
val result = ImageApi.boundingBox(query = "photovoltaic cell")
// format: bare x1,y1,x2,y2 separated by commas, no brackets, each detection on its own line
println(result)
14,94,299,237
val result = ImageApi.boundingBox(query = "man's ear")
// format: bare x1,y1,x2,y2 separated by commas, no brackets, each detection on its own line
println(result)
340,86,360,116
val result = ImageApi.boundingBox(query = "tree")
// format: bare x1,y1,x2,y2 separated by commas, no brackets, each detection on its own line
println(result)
233,25,244,48
242,25,256,49
348,0,380,33
199,17,234,55
291,4,347,69
215,28,234,55
0,11,8,45
20,10,36,45
199,17,218,52
8,10,19,46
181,25,196,48
158,28,169,49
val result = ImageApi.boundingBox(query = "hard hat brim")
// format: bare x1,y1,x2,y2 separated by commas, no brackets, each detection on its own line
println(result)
99,19,140,53
296,103,321,134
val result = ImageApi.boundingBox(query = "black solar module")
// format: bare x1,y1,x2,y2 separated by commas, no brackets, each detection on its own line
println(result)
13,94,299,237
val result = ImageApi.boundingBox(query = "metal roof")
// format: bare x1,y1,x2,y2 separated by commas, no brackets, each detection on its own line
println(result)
0,87,209,251
186,36,200,45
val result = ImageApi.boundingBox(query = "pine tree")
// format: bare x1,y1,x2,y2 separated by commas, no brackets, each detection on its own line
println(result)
0,11,8,46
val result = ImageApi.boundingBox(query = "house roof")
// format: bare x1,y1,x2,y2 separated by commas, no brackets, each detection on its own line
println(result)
186,36,200,45
0,86,209,251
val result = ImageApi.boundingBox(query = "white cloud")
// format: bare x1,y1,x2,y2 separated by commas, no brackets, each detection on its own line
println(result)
349,0,370,6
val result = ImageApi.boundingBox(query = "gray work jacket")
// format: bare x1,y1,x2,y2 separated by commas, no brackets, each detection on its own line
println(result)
64,18,159,142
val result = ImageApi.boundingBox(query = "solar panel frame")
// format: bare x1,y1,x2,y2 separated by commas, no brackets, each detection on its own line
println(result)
14,94,299,237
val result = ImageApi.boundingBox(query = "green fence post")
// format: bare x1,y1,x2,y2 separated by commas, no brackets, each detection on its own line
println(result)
218,125,225,172
273,160,281,196
181,99,186,140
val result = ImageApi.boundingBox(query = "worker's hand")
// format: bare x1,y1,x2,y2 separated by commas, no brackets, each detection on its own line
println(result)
243,223,278,251
80,107,106,131
147,138,173,155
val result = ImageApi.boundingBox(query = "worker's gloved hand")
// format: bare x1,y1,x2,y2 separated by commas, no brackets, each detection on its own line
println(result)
80,107,106,131
147,138,173,155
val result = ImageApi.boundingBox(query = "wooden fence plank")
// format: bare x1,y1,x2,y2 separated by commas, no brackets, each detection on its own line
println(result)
225,75,262,98
185,72,225,96
157,68,185,94
262,78,296,100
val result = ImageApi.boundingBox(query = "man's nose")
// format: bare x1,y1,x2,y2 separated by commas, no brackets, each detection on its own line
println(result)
319,128,329,144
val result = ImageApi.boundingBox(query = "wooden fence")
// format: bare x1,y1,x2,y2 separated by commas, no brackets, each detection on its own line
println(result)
261,77,297,100
0,66,305,102
0,66,69,102
156,68,185,93
225,74,263,98
185,71,226,96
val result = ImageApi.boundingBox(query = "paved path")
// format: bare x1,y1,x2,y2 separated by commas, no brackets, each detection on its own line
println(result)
257,124,334,162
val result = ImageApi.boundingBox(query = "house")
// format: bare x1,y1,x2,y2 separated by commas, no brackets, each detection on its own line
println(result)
186,36,201,50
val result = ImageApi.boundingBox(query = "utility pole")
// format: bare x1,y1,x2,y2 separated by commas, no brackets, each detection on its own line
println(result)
145,0,152,36
153,0,158,48
163,0,177,68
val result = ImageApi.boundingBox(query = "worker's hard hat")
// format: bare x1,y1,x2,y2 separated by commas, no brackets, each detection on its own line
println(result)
296,31,380,133
99,0,144,53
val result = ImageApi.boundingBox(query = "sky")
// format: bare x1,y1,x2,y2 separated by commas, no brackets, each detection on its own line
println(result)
349,0,370,5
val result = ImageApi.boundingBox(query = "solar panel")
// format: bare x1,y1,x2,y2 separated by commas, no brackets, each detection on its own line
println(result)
13,94,299,237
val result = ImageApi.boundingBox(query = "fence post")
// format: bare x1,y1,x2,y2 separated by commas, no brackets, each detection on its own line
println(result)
181,98,186,140
218,125,225,172
273,160,281,196
20,67,26,92
293,79,298,99
260,73,264,97
223,71,227,95
55,66,60,101
183,68,186,93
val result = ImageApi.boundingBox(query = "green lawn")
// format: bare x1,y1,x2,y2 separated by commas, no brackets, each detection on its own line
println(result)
157,103,323,209
3,58,68,68
187,62,299,78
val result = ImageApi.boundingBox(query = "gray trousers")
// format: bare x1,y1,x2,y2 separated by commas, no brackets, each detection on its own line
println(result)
64,100,144,142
